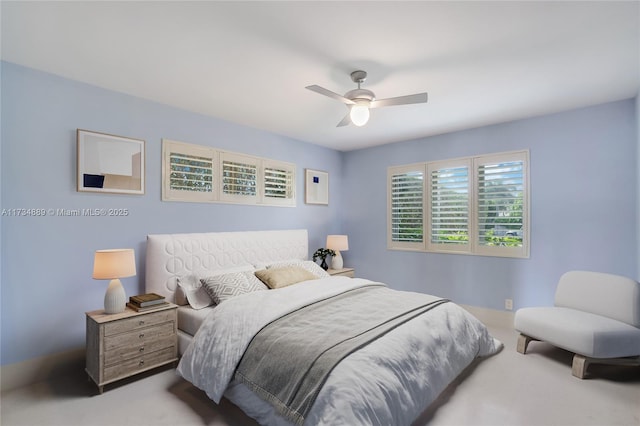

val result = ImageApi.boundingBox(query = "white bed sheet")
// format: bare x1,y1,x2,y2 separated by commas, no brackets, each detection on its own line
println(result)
177,277,503,426
177,305,215,337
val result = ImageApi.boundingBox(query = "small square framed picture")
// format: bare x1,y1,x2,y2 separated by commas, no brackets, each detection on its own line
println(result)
305,169,329,205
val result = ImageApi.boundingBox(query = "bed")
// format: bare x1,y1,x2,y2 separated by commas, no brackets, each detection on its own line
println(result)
145,229,502,426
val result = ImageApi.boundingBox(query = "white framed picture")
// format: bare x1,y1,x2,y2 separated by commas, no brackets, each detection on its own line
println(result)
305,169,329,205
77,129,145,195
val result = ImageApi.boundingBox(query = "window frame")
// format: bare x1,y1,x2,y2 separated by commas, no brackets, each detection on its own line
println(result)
219,151,259,205
387,163,427,251
473,151,529,258
162,140,217,203
263,159,296,206
162,139,296,207
426,158,472,254
388,150,530,258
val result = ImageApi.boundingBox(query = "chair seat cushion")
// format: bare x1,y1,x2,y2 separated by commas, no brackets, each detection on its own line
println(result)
514,307,640,358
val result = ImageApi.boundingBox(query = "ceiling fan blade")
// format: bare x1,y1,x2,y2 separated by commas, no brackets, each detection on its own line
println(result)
370,92,428,108
306,85,355,105
336,112,351,127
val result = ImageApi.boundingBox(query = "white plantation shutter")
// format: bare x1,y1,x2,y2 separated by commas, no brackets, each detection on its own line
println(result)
475,151,528,257
162,140,295,207
388,150,529,258
162,140,216,202
427,161,470,253
169,153,213,193
263,162,295,206
221,153,258,203
388,165,425,250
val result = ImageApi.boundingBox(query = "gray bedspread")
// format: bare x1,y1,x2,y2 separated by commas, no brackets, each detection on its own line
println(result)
234,283,448,425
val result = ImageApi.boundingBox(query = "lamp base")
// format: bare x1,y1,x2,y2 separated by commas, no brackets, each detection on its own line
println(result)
331,251,344,270
104,278,126,314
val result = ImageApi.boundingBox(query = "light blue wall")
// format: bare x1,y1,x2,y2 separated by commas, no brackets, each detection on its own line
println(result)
343,99,638,311
2,61,638,367
0,62,344,365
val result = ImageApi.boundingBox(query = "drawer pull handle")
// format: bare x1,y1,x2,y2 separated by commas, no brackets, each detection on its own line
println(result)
139,360,144,366
139,347,145,353
139,320,145,326
139,333,145,339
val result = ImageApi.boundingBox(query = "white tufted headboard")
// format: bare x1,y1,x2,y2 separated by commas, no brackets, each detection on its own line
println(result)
145,229,308,303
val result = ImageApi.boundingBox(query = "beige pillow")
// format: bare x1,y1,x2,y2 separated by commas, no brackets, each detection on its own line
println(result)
254,266,318,289
266,259,330,278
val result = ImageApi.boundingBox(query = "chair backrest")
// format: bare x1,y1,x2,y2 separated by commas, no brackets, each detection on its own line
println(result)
554,270,640,327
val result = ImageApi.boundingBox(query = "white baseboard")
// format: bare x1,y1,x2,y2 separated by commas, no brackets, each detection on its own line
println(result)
1,347,85,392
460,304,515,329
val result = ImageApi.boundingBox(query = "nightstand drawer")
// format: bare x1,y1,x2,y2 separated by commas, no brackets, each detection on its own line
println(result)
105,321,175,352
103,309,174,336
103,346,176,382
104,335,176,366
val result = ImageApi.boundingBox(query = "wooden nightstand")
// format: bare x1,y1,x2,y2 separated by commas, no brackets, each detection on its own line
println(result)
85,303,178,393
327,267,355,278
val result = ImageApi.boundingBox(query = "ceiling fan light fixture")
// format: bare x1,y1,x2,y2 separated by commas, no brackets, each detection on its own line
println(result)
350,103,370,127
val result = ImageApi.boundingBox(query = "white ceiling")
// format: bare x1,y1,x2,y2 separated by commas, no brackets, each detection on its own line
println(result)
2,1,639,151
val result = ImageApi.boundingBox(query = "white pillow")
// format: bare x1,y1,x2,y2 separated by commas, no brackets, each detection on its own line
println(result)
177,274,213,310
267,259,330,278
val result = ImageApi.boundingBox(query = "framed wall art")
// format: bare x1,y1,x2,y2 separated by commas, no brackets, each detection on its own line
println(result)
305,168,329,205
77,129,145,195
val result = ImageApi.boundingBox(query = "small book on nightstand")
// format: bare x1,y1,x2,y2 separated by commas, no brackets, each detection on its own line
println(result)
129,293,165,307
126,301,169,312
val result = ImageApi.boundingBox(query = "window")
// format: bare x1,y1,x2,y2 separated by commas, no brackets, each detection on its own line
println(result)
162,140,295,207
263,160,296,206
388,150,529,258
220,152,258,204
388,164,425,250
427,161,470,253
474,152,527,257
163,140,216,203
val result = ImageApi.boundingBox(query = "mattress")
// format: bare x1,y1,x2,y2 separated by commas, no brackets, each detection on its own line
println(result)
177,305,215,337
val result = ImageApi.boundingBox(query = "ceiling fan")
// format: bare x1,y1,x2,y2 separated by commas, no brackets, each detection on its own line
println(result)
306,70,428,127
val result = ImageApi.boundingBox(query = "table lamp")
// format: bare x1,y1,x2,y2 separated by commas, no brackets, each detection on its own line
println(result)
93,248,136,314
326,235,349,270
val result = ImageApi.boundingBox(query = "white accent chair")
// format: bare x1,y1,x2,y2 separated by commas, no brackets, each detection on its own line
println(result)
514,271,640,378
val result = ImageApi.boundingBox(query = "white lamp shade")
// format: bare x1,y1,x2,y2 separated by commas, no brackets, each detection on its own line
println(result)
93,249,136,314
327,235,349,270
350,104,370,126
93,249,136,279
326,235,349,251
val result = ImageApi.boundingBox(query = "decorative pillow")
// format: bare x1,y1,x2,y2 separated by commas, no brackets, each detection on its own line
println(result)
174,285,189,306
267,259,330,278
177,274,214,310
255,266,318,289
201,271,268,305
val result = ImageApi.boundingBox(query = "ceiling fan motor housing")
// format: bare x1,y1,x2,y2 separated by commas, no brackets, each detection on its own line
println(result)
345,88,375,102
347,70,375,102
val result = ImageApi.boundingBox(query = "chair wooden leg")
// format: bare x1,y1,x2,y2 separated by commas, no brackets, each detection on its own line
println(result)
572,355,640,379
572,354,589,379
516,333,535,354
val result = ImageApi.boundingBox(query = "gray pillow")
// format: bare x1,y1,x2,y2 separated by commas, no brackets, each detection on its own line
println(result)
201,271,267,305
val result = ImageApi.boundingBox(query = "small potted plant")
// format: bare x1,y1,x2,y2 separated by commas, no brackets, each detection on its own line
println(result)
312,247,335,270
